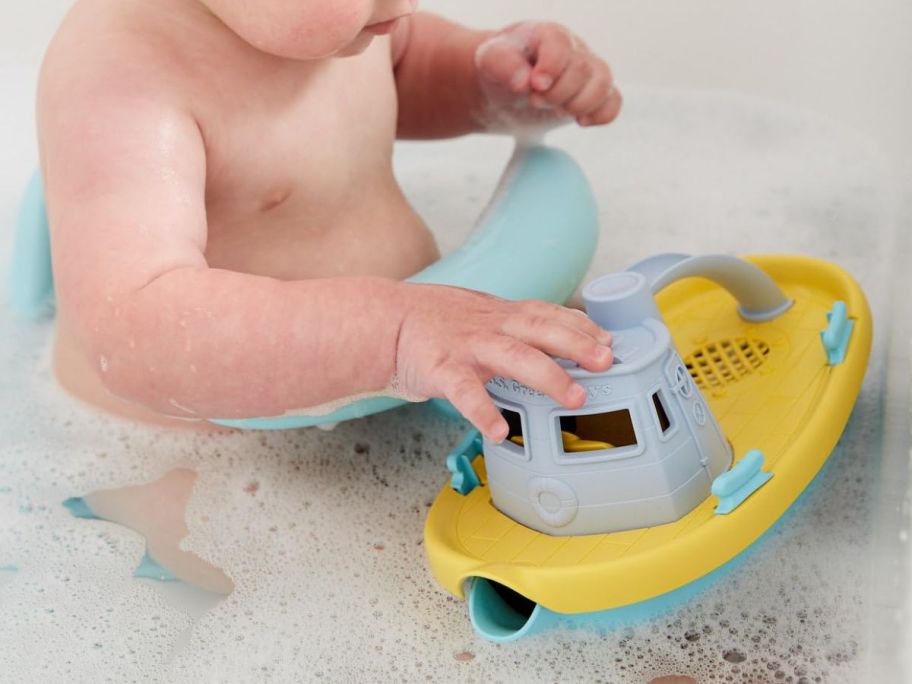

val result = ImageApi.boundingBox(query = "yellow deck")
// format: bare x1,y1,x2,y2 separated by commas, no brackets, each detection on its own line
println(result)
424,255,872,614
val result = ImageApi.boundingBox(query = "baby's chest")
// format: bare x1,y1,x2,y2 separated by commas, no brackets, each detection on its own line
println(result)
201,48,399,215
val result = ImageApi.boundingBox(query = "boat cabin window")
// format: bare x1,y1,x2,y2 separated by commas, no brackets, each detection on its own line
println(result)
652,391,672,434
502,407,524,444
498,406,530,460
557,409,638,456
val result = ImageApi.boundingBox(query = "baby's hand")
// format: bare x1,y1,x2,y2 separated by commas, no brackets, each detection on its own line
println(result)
393,284,614,442
474,22,622,131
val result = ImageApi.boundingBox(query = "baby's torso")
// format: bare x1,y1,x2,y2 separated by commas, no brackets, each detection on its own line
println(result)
48,0,440,425
181,14,438,280
196,45,438,281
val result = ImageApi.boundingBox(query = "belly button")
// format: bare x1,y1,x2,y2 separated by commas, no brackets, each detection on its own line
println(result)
260,187,292,212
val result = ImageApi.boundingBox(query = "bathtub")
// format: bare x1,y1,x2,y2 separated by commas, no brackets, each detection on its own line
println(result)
1,0,910,681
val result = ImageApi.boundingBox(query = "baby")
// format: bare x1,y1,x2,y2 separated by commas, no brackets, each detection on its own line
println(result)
40,0,621,443
37,0,620,592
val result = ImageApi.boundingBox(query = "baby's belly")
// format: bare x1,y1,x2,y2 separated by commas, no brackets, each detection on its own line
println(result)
203,188,440,282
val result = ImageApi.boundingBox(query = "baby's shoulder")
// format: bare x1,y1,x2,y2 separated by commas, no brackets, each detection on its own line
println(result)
40,0,198,115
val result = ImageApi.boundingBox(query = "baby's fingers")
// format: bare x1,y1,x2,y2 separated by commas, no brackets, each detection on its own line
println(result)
528,24,574,92
565,73,616,122
579,88,623,126
520,300,612,346
475,33,533,92
533,55,595,109
475,336,587,409
501,316,613,373
441,368,508,442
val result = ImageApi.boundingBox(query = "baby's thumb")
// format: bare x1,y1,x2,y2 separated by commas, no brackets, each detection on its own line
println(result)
475,33,532,92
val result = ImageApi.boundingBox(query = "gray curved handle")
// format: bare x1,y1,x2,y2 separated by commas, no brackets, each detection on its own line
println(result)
626,254,793,322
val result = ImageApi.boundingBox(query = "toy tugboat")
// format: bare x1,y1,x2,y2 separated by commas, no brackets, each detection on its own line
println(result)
424,253,871,641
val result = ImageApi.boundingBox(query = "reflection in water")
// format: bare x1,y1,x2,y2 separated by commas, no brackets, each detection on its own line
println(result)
65,469,233,595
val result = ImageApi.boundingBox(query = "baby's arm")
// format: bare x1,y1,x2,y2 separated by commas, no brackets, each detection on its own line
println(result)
40,56,612,440
392,13,622,138
40,79,399,419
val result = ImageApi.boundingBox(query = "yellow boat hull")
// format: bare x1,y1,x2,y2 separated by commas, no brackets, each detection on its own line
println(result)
424,255,871,614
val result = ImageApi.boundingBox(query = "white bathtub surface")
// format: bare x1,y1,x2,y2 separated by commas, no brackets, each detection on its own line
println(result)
1,2,911,681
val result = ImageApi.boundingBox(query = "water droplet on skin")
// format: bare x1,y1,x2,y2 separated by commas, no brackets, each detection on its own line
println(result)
168,398,196,415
